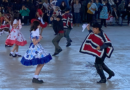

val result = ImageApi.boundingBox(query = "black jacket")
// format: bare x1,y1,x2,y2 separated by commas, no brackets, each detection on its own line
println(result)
53,20,64,33
57,20,64,33
112,10,120,18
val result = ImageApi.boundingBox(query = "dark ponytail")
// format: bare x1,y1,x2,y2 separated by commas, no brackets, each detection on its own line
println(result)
30,21,40,32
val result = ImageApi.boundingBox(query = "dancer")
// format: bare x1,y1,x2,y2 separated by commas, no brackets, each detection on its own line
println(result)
21,21,52,84
80,23,115,83
51,15,64,56
5,17,27,57
52,6,61,35
31,5,48,35
62,7,73,47
2,16,13,47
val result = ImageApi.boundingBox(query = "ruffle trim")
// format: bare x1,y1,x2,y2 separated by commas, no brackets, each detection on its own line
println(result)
5,39,27,46
21,54,52,66
40,22,48,28
31,19,48,28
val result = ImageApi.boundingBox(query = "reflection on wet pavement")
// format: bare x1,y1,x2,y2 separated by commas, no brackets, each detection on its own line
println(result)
0,26,130,90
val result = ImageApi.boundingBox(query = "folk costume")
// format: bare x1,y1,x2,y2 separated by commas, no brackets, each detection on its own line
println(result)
0,14,12,36
31,8,48,29
21,28,52,66
80,23,115,83
62,8,73,47
5,19,27,46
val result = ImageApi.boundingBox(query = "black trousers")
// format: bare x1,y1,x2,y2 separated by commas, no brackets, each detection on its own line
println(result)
95,56,105,64
95,53,114,80
87,13,93,25
21,16,29,24
52,20,58,34
101,19,106,27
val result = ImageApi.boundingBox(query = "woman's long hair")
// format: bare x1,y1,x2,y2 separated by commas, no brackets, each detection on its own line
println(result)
30,21,40,32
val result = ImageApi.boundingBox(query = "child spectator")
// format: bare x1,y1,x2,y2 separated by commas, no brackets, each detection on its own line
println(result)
100,1,108,27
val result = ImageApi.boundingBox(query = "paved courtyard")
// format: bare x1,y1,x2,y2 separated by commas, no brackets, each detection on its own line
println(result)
0,25,130,90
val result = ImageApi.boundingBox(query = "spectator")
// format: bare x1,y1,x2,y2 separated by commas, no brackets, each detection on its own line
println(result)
115,0,120,9
2,0,9,13
60,1,67,13
20,5,30,25
29,5,37,23
95,0,102,20
22,0,26,5
80,0,87,23
105,0,111,12
50,0,57,9
26,0,32,9
108,0,115,6
126,2,130,26
69,0,76,23
56,0,69,8
43,0,49,10
33,0,43,9
0,6,4,24
118,0,128,25
73,0,81,26
99,0,108,27
112,7,120,25
87,0,98,26
12,2,20,11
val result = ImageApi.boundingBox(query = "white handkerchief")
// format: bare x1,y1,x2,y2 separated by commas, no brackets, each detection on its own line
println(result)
40,18,45,24
82,24,88,32
2,21,6,25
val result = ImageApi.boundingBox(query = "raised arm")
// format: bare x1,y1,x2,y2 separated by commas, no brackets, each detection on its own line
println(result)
86,24,92,33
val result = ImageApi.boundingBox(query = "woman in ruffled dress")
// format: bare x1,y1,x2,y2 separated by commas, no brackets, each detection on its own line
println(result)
31,5,48,35
21,21,52,84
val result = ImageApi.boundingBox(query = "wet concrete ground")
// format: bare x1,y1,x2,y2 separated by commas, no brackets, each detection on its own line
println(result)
0,25,130,90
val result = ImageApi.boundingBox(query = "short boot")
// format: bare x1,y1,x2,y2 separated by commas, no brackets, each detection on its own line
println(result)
95,64,106,83
102,63,115,79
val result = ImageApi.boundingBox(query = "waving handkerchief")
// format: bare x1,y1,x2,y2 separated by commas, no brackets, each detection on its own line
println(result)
82,24,88,32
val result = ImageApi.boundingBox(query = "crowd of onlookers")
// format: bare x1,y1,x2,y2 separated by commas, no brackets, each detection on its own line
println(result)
0,0,130,27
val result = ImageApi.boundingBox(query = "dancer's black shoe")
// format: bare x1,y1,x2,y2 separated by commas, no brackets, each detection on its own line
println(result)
66,43,71,47
10,53,16,57
97,79,106,83
32,78,44,84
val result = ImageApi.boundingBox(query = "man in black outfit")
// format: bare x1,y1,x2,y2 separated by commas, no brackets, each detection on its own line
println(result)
86,23,115,83
51,15,64,56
